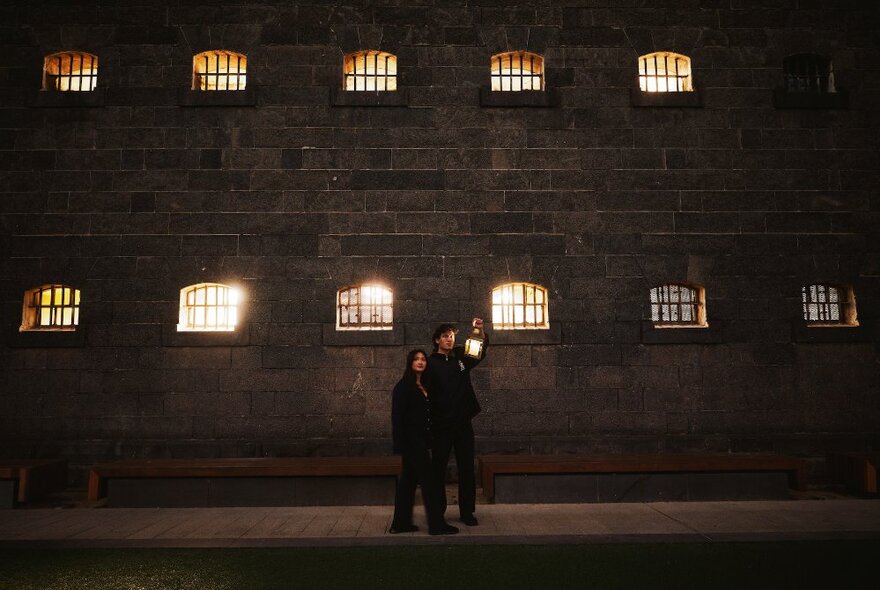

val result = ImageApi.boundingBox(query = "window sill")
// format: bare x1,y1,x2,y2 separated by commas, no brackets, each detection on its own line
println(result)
178,87,257,107
162,325,250,346
7,328,86,348
29,89,106,108
331,88,409,107
322,324,405,346
479,87,555,108
630,87,701,108
487,323,561,345
791,322,869,343
772,88,849,109
640,321,721,344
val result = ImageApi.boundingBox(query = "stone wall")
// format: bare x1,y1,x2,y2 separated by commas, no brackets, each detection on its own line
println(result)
1,1,878,485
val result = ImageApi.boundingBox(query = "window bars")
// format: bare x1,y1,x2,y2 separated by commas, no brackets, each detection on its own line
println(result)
802,284,855,324
650,284,704,326
43,52,98,92
784,54,834,93
344,51,397,91
177,283,240,331
193,50,247,91
492,282,549,329
638,52,693,93
337,284,393,330
491,51,544,92
21,285,80,331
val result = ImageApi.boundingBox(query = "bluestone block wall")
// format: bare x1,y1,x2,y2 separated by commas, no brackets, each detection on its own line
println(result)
1,1,878,485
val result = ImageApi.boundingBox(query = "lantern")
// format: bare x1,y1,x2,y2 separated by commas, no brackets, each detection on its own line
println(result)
464,325,485,359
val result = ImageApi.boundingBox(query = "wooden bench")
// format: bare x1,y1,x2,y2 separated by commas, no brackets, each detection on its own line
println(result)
827,452,880,494
0,460,67,508
478,454,808,503
88,457,402,507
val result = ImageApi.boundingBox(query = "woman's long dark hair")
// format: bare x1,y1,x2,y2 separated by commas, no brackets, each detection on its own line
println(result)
401,349,428,385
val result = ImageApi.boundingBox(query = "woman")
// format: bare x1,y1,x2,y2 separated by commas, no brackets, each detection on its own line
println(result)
390,349,458,535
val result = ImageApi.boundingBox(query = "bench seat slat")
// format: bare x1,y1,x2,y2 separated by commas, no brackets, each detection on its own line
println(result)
478,454,808,500
88,457,402,502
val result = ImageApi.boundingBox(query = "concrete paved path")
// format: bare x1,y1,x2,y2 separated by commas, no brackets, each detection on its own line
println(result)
1,500,879,547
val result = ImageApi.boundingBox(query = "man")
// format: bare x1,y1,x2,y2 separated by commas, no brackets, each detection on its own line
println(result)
427,318,487,526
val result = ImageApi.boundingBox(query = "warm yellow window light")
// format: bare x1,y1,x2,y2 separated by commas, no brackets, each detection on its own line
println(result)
337,283,393,330
802,284,857,326
492,282,549,329
193,50,247,91
650,284,707,327
21,285,81,331
43,52,98,92
177,283,241,332
638,52,693,93
491,51,544,91
343,51,397,91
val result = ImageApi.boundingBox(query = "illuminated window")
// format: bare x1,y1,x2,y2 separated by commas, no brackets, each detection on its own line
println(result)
784,54,834,93
177,283,241,332
492,282,549,330
343,51,397,91
491,51,544,92
21,285,81,331
42,52,98,92
650,284,707,327
193,50,247,91
336,284,393,330
802,284,857,326
638,52,693,93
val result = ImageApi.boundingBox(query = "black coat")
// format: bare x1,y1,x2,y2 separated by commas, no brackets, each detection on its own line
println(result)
427,340,488,428
391,378,432,456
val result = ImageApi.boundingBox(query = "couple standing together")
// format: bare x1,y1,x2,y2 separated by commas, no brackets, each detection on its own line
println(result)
389,319,488,535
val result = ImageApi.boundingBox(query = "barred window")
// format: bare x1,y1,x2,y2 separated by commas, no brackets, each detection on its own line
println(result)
784,54,835,93
177,283,241,332
42,51,98,92
21,285,81,331
802,284,857,326
638,52,693,93
344,51,397,91
336,284,393,330
492,282,549,330
491,51,544,92
650,284,706,327
193,50,247,91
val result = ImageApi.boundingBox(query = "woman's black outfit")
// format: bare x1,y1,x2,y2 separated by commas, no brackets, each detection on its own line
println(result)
390,377,448,533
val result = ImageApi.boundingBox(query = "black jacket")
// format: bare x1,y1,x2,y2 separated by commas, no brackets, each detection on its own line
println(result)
391,378,432,455
427,340,487,428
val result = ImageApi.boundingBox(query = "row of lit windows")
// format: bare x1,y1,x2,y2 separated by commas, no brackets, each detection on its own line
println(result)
20,281,858,333
41,49,836,96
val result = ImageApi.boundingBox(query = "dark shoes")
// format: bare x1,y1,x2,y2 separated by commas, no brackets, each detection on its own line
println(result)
428,524,459,536
461,514,479,526
389,524,419,534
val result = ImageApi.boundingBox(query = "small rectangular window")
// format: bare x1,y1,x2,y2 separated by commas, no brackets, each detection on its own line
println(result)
21,285,81,331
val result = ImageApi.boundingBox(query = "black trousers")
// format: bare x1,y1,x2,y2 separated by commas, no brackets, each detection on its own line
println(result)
391,449,446,530
431,420,476,519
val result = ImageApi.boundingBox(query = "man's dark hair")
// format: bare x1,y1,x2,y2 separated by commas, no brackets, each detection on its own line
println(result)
431,323,457,351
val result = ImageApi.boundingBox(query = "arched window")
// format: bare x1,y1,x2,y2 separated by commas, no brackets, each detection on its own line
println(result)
784,54,834,93
490,51,544,92
336,284,393,330
21,285,81,331
42,51,98,92
193,50,247,91
650,284,707,327
492,282,549,330
177,283,241,332
802,284,857,326
343,51,397,91
638,52,693,93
